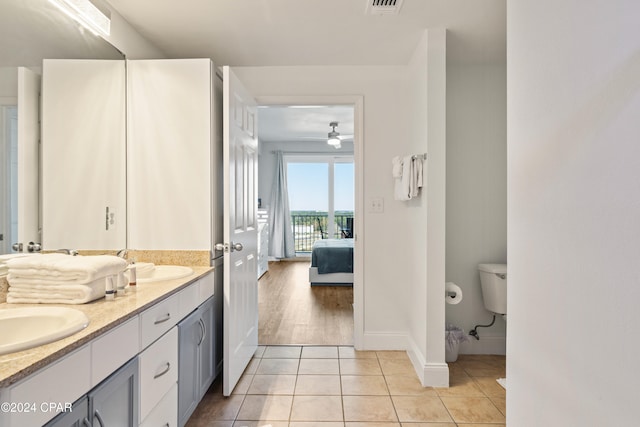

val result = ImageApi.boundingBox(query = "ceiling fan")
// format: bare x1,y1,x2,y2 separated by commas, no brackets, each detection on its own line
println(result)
327,121,353,149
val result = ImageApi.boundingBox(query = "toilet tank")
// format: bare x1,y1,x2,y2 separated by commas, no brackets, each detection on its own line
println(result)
478,263,507,315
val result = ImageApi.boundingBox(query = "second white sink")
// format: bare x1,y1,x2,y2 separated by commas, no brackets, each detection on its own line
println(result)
0,307,90,355
136,265,194,283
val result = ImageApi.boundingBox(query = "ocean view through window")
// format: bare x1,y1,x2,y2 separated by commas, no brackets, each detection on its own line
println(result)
286,156,354,253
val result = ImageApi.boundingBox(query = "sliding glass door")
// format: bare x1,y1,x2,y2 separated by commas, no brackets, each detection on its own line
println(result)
286,155,354,253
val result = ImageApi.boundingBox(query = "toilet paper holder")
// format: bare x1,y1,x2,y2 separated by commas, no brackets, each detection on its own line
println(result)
445,282,463,304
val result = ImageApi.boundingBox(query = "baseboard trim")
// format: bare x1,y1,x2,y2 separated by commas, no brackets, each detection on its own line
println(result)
361,332,408,350
407,337,450,387
362,332,451,387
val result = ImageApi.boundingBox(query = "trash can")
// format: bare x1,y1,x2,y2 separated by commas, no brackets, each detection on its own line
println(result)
445,324,468,362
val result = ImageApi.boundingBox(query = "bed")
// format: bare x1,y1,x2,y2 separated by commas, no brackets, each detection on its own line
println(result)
309,238,354,286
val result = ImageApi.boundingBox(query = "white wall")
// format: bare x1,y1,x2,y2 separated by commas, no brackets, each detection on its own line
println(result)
0,68,18,98
236,65,413,340
237,29,449,387
446,63,507,355
508,0,640,424
103,2,165,59
402,30,449,387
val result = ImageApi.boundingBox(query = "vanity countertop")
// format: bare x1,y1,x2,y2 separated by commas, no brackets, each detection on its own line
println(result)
0,266,213,388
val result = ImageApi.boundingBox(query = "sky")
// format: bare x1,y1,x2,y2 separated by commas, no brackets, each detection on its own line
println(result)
287,162,354,212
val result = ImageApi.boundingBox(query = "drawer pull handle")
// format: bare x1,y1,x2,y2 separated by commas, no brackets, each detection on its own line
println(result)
154,313,171,325
154,362,171,379
94,410,105,427
198,318,206,346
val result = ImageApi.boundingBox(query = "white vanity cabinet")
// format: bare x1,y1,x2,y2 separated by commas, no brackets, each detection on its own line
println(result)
41,59,126,250
126,59,222,252
0,346,91,427
0,269,217,427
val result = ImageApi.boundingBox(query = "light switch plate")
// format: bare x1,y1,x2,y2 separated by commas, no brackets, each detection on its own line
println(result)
369,197,384,213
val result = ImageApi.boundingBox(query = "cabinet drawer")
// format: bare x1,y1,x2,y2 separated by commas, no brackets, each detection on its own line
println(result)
198,271,215,304
4,345,91,427
139,327,178,421
179,282,199,319
141,383,178,427
140,292,180,349
91,316,139,386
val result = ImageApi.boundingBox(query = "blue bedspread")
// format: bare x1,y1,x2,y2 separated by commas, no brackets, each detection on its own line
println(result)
311,239,354,274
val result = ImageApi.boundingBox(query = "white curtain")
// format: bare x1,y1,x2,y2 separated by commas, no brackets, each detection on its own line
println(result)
268,151,296,258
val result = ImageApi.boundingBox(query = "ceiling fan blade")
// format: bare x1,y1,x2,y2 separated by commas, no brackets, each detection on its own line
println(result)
298,136,329,140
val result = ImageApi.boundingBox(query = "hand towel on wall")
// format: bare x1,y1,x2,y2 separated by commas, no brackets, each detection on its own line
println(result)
392,155,424,201
392,156,408,201
410,156,424,198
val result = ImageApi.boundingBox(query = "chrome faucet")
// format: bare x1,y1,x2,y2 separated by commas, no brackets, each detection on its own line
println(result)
55,249,78,256
117,249,135,264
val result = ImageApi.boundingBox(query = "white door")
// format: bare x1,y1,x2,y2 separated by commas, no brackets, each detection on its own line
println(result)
221,66,259,396
16,67,40,251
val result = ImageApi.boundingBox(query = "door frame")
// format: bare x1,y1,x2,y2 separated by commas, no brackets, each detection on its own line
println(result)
256,95,364,348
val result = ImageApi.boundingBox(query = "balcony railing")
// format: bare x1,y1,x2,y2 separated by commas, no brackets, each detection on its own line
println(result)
290,212,354,253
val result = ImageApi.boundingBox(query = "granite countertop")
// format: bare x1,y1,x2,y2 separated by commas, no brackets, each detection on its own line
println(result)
0,266,213,388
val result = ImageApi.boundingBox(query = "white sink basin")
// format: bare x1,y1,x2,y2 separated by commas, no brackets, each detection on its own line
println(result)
0,307,89,355
136,265,194,283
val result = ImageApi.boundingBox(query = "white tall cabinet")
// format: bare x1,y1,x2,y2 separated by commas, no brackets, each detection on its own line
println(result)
41,59,222,254
127,59,222,252
41,60,126,250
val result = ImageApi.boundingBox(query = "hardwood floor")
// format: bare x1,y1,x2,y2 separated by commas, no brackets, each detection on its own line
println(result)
258,260,353,346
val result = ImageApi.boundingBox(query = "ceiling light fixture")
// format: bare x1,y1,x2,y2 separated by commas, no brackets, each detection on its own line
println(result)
48,0,111,37
327,122,342,149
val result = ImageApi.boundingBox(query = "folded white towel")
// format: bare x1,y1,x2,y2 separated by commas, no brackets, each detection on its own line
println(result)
6,254,126,284
7,276,107,304
0,254,33,276
0,254,33,262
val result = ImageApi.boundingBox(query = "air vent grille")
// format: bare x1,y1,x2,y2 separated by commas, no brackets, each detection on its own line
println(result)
366,0,404,15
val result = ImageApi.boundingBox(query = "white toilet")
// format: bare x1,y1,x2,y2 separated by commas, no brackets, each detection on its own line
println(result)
478,263,508,389
478,263,507,321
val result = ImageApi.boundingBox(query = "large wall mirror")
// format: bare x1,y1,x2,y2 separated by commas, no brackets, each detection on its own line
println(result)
0,0,124,254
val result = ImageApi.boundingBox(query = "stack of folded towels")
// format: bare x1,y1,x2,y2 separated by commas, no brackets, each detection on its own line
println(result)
5,254,127,304
0,254,32,277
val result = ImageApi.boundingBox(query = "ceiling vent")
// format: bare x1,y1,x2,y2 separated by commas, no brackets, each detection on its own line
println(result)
365,0,404,15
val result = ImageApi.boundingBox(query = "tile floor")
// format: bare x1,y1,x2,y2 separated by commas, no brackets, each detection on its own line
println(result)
186,346,506,427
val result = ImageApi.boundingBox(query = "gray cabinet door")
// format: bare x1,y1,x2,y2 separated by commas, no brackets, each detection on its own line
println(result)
89,357,138,427
197,299,216,398
45,358,138,427
43,398,89,427
178,306,200,426
178,297,216,427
